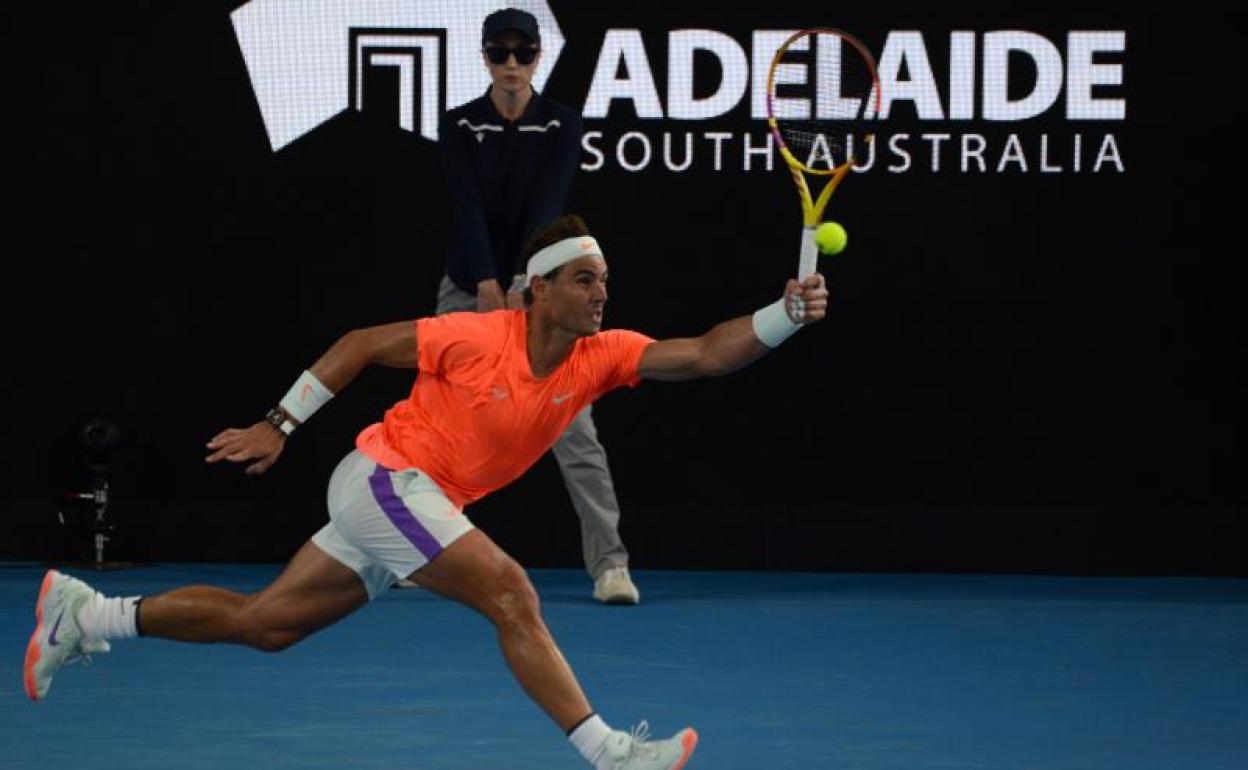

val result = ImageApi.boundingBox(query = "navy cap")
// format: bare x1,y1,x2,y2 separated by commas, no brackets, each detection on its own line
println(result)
482,8,540,46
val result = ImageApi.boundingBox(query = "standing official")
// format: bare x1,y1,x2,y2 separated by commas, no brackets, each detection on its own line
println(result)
436,8,638,603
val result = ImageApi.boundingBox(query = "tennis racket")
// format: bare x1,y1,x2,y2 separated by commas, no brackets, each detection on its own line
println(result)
765,28,881,280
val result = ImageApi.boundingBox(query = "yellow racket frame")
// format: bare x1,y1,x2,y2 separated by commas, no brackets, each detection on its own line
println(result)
765,28,880,277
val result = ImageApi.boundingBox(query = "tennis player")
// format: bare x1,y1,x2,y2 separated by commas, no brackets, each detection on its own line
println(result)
25,215,828,770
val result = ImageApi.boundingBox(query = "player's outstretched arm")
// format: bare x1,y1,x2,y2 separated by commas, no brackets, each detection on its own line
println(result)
205,320,418,475
639,274,828,383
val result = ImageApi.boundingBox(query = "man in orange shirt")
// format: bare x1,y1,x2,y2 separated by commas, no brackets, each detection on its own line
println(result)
25,215,829,770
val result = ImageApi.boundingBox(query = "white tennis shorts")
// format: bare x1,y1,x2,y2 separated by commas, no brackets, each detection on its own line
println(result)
312,449,475,599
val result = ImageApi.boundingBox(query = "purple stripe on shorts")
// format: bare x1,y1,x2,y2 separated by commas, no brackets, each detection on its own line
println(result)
368,465,444,561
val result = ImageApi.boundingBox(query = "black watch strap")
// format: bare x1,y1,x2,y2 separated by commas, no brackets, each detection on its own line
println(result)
265,407,295,436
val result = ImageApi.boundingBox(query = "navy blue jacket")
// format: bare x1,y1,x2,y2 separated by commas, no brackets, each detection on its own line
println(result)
439,89,583,294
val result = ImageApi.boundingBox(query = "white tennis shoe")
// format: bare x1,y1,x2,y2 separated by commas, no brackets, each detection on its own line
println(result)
24,570,110,701
600,722,698,770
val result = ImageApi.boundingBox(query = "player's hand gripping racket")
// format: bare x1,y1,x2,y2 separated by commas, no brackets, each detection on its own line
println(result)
765,28,881,280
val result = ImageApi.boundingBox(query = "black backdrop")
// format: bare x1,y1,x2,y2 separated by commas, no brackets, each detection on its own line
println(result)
2,2,1242,574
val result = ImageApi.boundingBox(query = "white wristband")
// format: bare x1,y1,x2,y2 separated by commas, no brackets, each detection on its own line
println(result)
279,370,334,423
752,298,802,348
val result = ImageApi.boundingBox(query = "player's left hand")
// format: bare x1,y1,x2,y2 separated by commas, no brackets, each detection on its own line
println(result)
504,273,527,310
205,421,286,475
784,273,829,324
476,279,507,312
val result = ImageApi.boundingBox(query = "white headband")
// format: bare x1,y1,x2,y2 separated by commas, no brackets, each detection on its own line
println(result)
525,236,603,286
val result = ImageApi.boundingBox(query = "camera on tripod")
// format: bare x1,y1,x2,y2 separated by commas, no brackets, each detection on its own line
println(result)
55,417,140,570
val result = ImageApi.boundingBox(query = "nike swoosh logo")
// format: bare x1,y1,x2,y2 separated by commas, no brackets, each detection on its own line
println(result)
552,392,574,405
48,611,65,647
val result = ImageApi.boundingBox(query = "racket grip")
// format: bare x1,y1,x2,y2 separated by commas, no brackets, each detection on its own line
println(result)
798,225,818,281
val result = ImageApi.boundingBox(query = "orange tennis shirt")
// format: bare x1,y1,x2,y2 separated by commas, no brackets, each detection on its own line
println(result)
356,310,654,507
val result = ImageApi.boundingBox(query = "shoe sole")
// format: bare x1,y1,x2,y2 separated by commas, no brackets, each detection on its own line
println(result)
596,594,639,606
23,570,56,701
672,728,698,770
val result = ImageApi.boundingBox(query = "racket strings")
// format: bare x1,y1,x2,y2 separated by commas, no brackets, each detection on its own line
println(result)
772,31,879,170
781,128,862,168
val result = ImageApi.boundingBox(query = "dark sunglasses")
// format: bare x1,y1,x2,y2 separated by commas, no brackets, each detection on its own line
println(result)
484,46,539,66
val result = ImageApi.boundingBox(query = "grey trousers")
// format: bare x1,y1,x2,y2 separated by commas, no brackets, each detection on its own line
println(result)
435,275,629,578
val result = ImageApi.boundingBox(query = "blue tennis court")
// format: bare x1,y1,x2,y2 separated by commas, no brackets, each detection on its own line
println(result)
3,565,1245,769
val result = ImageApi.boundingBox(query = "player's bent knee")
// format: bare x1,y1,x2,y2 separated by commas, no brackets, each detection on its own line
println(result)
491,560,542,628
234,603,307,652
247,628,305,653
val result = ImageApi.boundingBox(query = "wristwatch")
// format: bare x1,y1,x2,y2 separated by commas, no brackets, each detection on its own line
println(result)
264,407,296,437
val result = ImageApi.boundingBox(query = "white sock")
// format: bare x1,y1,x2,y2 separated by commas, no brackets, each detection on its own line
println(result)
75,593,141,641
568,714,614,769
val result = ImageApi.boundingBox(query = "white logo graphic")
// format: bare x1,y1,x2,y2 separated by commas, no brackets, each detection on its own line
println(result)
231,1,565,151
552,392,575,405
491,386,509,400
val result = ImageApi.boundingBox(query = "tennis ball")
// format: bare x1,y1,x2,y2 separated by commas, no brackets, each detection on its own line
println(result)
814,221,848,255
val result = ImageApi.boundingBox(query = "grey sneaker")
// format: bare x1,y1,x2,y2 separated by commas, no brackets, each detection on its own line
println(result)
24,570,110,701
601,721,698,770
593,566,640,605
